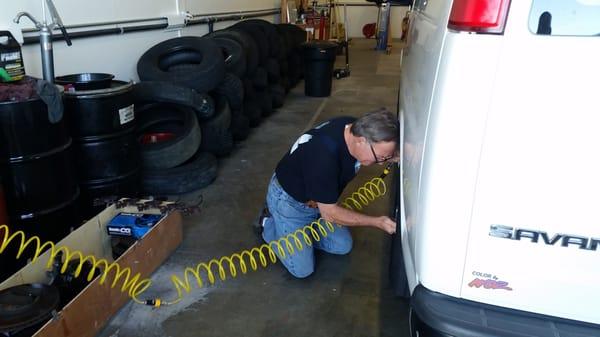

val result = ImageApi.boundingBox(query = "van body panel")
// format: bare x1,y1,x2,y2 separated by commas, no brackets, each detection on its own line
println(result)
400,0,600,329
417,32,503,297
399,0,453,293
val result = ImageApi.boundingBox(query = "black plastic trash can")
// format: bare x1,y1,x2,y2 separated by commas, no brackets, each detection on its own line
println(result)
302,41,338,97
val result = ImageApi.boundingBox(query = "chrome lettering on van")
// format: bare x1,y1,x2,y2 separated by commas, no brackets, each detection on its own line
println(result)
489,225,600,251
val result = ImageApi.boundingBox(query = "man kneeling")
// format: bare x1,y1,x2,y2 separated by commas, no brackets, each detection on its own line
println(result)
259,108,399,278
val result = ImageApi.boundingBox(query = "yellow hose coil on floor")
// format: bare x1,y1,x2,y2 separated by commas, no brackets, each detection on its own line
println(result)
0,167,392,308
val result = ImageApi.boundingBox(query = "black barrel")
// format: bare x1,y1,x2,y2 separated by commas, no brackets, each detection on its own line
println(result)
302,41,338,97
0,175,7,226
63,80,140,218
0,96,80,282
0,175,8,282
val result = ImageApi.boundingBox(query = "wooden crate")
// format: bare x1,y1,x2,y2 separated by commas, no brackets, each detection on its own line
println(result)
0,204,183,337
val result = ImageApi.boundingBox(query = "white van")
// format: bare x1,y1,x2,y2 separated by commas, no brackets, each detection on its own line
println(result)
397,0,600,335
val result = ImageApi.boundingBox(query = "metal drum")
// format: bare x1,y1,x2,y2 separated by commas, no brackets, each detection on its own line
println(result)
0,96,79,228
0,175,7,226
0,95,80,281
63,80,140,218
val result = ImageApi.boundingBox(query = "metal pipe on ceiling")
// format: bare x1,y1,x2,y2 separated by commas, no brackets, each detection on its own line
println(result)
22,8,280,45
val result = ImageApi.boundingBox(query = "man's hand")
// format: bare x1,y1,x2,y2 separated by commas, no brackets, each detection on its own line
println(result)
376,216,397,234
319,203,397,235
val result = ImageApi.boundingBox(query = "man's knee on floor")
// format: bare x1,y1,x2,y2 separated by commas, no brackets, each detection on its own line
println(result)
331,238,353,255
323,229,353,255
280,249,315,278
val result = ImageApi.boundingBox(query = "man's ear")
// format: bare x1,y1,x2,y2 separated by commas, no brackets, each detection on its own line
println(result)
356,136,367,145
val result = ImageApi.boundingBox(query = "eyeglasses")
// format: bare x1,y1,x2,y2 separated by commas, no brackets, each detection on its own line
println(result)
368,141,394,164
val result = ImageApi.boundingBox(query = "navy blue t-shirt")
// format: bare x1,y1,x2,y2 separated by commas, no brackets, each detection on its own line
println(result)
275,116,358,204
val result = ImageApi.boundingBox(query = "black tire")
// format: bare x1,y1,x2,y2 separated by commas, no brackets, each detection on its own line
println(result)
252,67,269,89
137,37,225,92
214,73,244,110
133,81,214,120
276,31,288,61
238,19,281,59
230,24,269,66
275,24,293,58
279,58,289,78
136,103,202,169
282,25,305,87
211,37,246,78
200,95,234,157
291,26,308,47
266,58,281,83
277,24,306,50
255,88,273,117
243,78,256,100
281,76,291,94
288,52,303,86
243,99,262,127
141,151,217,195
270,83,285,109
208,29,259,77
230,108,250,141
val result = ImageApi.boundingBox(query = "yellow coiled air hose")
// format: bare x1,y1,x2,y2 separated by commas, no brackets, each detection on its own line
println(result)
0,165,393,308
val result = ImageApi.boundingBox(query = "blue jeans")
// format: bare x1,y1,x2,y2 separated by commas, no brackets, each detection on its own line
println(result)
262,175,353,278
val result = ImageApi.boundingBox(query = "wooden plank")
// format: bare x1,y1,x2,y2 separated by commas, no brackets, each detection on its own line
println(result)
281,0,289,23
32,211,183,337
0,206,117,290
0,203,182,336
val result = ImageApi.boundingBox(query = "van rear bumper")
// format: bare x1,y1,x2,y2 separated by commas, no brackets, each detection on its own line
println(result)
410,285,600,337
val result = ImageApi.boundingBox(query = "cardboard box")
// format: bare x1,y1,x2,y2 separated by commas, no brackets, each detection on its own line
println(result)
0,203,183,337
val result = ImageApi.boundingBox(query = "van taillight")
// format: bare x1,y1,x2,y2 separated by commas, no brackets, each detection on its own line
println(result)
448,0,511,34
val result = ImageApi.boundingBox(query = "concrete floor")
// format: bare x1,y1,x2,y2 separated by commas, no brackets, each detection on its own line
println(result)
98,38,410,337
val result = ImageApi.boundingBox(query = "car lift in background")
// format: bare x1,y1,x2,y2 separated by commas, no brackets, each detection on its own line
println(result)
375,0,393,53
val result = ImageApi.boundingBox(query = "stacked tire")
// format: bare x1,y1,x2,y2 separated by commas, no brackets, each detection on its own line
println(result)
136,37,223,195
135,21,309,195
276,23,309,89
206,19,308,127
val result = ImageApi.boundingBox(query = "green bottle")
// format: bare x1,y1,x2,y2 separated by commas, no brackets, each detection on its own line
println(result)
0,31,26,83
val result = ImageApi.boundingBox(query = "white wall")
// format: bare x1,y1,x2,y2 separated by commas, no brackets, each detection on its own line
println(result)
336,2,409,39
0,0,280,81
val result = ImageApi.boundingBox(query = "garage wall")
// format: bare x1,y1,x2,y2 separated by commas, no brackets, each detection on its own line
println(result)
0,0,280,81
336,2,409,39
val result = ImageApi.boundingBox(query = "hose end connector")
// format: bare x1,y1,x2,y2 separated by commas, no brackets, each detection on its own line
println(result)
145,299,162,308
380,162,395,178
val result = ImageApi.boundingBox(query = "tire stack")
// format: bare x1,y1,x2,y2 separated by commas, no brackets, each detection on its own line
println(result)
135,21,309,195
276,24,309,90
135,37,222,195
206,19,308,128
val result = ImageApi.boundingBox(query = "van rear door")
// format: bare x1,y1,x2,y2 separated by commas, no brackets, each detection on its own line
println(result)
460,0,600,324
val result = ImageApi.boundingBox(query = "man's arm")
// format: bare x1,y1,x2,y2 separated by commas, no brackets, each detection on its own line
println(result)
317,202,396,234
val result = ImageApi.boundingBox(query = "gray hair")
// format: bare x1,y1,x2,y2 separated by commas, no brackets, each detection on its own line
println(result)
350,108,398,143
